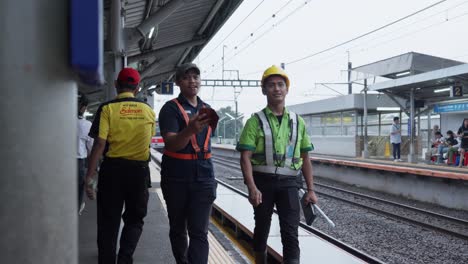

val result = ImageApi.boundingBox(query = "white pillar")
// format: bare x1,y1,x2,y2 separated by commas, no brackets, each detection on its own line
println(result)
108,0,123,100
409,88,416,163
0,0,77,263
362,79,369,158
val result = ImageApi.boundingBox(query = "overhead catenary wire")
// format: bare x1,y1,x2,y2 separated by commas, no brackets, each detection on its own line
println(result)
207,0,313,77
360,10,468,54
228,0,312,62
233,0,294,51
199,0,266,63
305,0,468,73
285,0,448,65
239,0,453,78
282,1,468,78
204,0,296,78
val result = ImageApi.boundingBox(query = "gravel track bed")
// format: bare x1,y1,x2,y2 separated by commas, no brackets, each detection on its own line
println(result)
315,176,468,222
213,163,468,264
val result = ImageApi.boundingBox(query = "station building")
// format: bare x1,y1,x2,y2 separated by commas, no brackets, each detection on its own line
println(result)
289,52,468,162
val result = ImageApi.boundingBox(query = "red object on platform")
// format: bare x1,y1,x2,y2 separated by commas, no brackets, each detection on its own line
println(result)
464,152,468,166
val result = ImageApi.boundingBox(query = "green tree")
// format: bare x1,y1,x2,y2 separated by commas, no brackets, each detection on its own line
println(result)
216,106,244,140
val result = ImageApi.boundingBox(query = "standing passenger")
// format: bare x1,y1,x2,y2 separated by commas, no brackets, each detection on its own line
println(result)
237,65,317,264
85,68,155,264
159,63,216,264
457,118,468,167
390,116,402,162
77,93,93,214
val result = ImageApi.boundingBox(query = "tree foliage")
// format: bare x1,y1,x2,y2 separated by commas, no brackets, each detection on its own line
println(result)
216,106,244,139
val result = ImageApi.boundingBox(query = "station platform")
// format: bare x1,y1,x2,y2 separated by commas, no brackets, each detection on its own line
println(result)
212,143,468,181
79,155,239,264
309,155,468,181
211,144,468,211
214,183,370,264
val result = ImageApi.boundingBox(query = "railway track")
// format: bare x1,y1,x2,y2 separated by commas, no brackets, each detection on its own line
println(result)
151,151,383,263
215,178,384,264
212,156,468,241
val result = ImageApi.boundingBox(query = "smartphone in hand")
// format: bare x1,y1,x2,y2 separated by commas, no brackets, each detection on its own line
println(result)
199,108,219,130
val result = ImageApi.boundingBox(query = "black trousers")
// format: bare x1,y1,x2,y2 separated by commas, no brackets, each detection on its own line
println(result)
97,159,150,264
77,158,86,209
161,180,217,264
392,143,401,159
252,176,300,264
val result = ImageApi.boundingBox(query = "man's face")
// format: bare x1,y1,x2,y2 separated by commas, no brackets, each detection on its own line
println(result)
394,119,399,124
262,75,288,104
176,69,201,97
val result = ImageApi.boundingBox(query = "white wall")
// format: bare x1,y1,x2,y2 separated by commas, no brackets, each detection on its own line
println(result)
440,112,468,134
310,136,356,157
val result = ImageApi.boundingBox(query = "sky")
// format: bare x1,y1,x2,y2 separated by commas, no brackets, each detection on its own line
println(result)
154,0,468,120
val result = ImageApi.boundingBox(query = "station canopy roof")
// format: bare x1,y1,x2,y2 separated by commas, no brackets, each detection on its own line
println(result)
352,52,464,79
82,0,243,110
353,52,468,104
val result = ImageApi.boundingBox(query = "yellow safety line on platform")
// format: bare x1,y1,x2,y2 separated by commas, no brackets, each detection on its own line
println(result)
150,160,238,264
211,217,255,263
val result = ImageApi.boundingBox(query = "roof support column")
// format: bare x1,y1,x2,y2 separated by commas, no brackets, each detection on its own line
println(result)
1,0,77,262
408,88,417,163
362,79,369,158
426,111,432,160
107,0,124,100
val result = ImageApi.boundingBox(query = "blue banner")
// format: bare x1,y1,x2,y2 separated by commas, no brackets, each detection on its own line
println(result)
434,102,468,113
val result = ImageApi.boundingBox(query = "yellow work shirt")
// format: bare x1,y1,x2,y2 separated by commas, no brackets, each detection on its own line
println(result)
89,92,156,161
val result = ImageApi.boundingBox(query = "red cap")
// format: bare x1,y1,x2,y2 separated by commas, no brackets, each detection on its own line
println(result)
117,68,140,85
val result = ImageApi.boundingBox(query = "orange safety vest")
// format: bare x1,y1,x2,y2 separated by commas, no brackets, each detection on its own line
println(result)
163,98,212,160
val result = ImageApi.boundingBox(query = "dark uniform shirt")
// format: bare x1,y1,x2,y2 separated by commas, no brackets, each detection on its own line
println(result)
458,125,468,148
158,93,214,182
446,136,458,146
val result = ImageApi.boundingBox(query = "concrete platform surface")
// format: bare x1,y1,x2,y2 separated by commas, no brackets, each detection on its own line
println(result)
78,173,174,263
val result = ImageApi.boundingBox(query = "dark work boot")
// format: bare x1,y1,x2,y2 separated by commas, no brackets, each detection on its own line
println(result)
255,251,267,264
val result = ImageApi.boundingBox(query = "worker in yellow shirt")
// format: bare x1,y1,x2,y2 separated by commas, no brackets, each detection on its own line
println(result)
85,68,156,264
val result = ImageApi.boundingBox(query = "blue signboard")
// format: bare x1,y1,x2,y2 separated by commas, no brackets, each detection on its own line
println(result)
434,102,468,113
70,0,104,85
161,82,174,95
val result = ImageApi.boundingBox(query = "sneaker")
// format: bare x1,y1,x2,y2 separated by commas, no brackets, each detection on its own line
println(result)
79,202,85,215
397,159,403,162
394,159,398,162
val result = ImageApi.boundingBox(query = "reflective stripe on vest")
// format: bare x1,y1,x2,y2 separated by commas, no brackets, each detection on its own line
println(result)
163,98,212,160
253,110,300,176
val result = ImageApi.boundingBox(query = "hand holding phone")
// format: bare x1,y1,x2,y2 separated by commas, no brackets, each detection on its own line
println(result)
199,108,219,130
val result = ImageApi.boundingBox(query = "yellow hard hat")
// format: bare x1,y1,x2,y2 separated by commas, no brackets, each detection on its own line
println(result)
261,65,290,89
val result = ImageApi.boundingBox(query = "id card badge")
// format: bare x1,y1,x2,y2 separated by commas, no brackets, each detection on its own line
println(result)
286,145,294,158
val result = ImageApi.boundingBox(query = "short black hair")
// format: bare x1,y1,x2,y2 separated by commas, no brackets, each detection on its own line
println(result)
393,116,399,121
447,130,453,135
117,81,138,91
435,131,442,136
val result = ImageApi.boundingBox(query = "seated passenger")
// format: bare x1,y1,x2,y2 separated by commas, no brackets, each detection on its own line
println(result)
447,136,461,165
431,131,445,158
431,125,440,147
438,130,458,164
